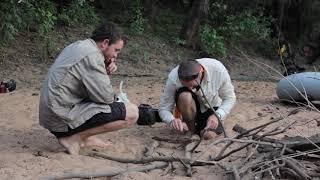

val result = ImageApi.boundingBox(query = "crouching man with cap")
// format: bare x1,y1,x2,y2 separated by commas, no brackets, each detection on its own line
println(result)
159,59,236,139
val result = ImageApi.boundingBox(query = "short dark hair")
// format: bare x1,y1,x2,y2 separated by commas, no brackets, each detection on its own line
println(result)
178,60,201,81
91,21,125,45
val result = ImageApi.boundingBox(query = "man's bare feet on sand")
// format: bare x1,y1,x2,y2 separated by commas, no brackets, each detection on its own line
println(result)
58,135,81,155
81,136,113,148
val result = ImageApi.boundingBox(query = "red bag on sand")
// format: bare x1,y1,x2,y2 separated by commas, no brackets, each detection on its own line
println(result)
0,82,7,93
0,79,16,93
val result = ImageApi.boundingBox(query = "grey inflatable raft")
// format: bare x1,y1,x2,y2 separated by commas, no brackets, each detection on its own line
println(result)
276,72,320,102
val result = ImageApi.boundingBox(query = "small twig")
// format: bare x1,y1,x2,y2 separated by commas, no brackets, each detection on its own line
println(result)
177,158,189,169
242,144,259,164
253,162,284,176
280,144,287,156
242,125,269,138
284,158,311,180
295,117,320,127
161,162,173,176
232,165,241,180
152,136,196,144
239,155,267,174
184,142,195,177
269,169,276,180
191,160,219,166
274,160,282,177
190,129,206,153
280,167,300,178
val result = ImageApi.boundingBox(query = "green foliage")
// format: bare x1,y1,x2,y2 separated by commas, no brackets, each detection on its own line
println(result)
0,0,98,44
173,38,187,46
200,1,273,56
33,1,57,36
0,0,24,42
200,25,227,57
130,0,146,35
57,0,99,26
220,10,272,42
146,9,184,43
0,0,57,39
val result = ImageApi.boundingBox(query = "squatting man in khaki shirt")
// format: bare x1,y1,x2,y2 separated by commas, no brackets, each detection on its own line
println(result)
39,21,139,155
159,59,236,139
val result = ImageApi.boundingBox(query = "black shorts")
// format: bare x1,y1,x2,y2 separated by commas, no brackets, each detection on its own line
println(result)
175,87,223,135
51,102,126,138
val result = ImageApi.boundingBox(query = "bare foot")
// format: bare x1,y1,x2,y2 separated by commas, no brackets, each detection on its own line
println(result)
81,136,112,148
203,130,218,140
58,135,81,155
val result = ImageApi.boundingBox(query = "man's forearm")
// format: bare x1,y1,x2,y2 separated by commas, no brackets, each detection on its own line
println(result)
159,110,175,125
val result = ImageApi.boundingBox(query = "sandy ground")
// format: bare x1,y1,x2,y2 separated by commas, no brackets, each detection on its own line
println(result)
1,70,320,180
1,24,320,179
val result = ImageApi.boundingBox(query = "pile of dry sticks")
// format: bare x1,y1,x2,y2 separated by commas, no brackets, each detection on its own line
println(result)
47,107,320,180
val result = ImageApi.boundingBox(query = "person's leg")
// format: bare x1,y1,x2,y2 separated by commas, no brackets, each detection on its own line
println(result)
58,102,138,155
176,91,197,134
196,108,222,140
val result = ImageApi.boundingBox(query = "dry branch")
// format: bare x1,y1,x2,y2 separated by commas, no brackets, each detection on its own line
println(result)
232,165,241,180
87,151,219,167
45,162,168,180
184,143,193,177
152,136,196,144
190,129,206,153
215,108,300,161
284,158,311,180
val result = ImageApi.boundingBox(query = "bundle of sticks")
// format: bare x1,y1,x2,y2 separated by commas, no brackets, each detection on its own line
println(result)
46,108,320,180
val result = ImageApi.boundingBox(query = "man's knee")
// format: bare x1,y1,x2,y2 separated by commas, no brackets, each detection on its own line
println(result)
177,92,194,105
125,103,139,125
177,92,196,112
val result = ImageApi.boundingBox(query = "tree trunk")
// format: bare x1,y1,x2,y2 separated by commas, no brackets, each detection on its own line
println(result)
179,0,209,49
143,0,159,31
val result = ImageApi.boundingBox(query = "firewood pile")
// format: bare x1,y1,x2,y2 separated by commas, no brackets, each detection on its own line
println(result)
46,108,320,180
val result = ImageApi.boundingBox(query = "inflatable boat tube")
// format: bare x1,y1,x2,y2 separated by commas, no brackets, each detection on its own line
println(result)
276,72,320,102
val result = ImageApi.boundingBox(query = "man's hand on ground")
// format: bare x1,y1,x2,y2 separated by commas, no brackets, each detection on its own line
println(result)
205,114,219,130
170,118,185,132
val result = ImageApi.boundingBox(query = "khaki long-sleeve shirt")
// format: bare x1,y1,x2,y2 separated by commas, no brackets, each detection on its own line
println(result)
39,39,115,132
159,58,236,125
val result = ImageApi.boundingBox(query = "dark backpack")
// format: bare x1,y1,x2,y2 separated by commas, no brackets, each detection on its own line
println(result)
137,104,162,126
